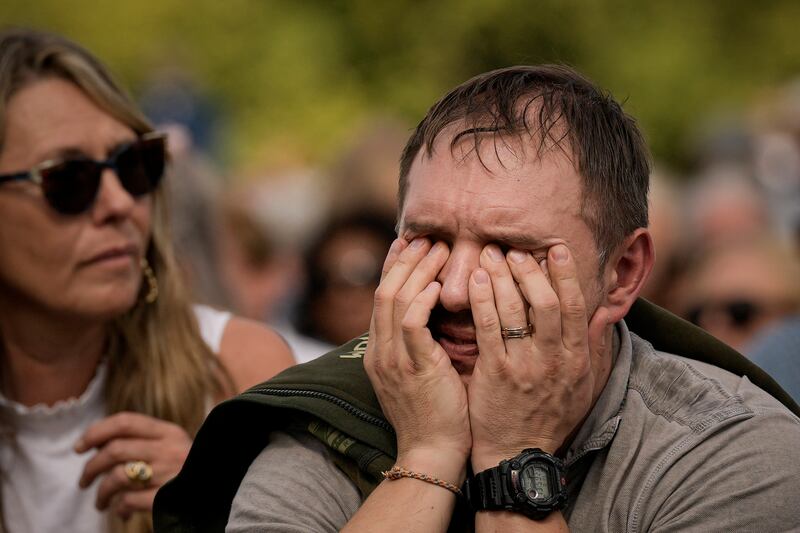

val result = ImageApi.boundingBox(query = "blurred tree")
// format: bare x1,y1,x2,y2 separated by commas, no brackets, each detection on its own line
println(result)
3,0,799,172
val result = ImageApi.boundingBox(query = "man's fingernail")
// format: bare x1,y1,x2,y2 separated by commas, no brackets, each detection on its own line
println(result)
74,440,84,452
410,238,425,249
389,239,402,254
474,269,489,284
551,245,568,263
508,249,528,264
486,245,503,262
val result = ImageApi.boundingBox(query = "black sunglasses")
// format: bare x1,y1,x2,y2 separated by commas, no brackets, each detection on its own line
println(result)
687,300,760,329
0,132,166,215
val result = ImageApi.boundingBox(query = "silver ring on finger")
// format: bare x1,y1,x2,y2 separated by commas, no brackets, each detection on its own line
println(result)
501,323,533,339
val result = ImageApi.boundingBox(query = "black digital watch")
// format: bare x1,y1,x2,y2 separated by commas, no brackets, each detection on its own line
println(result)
463,448,568,520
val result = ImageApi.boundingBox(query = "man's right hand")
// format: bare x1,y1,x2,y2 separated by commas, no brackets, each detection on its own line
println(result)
364,238,471,480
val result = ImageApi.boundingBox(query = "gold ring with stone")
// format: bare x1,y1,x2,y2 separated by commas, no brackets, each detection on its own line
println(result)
501,323,533,339
124,460,153,484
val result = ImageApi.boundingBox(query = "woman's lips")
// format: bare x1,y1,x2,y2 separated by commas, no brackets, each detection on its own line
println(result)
84,244,139,264
81,244,138,269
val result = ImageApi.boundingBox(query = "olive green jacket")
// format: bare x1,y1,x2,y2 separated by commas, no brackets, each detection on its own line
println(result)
152,299,799,532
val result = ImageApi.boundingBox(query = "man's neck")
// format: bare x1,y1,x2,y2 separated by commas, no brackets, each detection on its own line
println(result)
0,298,108,407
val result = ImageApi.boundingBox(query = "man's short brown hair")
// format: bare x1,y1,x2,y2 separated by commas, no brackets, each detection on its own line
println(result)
399,65,651,265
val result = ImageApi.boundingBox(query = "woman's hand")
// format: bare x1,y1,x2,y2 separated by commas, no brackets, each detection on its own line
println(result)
75,411,192,520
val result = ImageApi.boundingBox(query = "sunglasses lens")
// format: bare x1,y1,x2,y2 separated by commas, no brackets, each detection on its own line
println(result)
40,160,101,214
116,136,165,197
728,301,757,327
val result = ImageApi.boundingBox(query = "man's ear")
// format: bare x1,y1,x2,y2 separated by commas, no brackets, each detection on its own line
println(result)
602,228,655,324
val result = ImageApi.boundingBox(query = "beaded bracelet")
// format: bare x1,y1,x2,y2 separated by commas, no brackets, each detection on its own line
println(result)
382,466,463,497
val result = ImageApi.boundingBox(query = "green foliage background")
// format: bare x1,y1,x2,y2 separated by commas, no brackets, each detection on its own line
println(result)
3,0,799,172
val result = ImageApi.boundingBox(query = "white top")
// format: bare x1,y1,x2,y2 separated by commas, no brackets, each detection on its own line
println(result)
273,323,333,365
0,304,231,533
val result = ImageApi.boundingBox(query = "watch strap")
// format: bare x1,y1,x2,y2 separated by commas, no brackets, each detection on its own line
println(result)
464,465,511,511
464,449,568,519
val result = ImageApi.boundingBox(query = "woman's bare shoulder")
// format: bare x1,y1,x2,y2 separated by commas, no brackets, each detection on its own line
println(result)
217,316,296,393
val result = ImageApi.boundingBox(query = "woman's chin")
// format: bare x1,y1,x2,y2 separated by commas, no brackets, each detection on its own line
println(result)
62,285,142,321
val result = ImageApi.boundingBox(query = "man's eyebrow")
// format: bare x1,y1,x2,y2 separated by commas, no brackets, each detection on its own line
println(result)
402,221,551,249
491,232,551,249
402,221,449,236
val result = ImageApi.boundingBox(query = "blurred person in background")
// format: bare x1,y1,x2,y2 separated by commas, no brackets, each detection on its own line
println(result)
667,234,800,351
683,168,771,247
294,210,397,347
747,315,800,403
160,124,229,309
0,29,293,533
720,84,800,402
639,169,684,307
218,185,332,363
328,118,409,220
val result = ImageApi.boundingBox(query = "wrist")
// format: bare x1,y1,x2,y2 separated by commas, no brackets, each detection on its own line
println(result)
395,447,469,486
471,440,560,472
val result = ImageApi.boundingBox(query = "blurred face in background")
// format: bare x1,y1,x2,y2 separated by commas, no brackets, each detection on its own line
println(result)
670,238,800,351
308,227,390,345
0,78,152,320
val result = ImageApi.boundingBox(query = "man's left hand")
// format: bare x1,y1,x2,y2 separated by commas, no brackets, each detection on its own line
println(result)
467,244,611,472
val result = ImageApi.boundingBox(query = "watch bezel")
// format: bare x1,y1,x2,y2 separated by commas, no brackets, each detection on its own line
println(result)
500,448,568,519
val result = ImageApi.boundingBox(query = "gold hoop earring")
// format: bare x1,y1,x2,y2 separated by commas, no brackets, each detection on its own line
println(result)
140,257,159,304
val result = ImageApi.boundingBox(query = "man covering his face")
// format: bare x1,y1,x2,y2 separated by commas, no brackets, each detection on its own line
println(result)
155,66,800,533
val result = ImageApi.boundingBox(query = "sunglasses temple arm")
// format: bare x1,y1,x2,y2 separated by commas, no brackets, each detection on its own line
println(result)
0,172,34,185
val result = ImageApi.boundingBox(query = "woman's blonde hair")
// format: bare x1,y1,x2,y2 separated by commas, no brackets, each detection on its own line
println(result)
0,28,232,532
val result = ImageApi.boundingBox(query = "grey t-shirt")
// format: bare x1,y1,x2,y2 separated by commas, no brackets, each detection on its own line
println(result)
226,431,360,533
228,321,800,532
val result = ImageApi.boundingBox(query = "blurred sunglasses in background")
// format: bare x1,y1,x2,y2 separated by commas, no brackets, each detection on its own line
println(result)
687,300,760,329
687,298,796,330
0,131,166,215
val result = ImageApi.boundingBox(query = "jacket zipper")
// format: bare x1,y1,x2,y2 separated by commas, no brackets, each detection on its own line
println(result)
249,387,394,433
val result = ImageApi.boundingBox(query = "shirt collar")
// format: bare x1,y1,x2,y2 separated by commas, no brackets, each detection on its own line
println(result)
564,319,632,466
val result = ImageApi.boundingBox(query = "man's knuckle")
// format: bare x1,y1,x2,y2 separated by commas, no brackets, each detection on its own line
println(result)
373,286,392,306
478,314,500,330
504,300,526,317
562,298,586,317
400,316,420,334
394,291,413,310
537,295,560,314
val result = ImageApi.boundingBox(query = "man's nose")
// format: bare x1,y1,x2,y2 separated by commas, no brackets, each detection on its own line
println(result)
437,242,481,312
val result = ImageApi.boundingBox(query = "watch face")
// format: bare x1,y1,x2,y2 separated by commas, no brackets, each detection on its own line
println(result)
520,463,552,502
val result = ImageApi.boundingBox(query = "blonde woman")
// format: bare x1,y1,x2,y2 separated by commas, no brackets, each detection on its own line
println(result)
0,29,295,532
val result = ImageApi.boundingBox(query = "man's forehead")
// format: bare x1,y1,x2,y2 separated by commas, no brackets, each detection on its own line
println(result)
405,130,580,202
412,121,577,179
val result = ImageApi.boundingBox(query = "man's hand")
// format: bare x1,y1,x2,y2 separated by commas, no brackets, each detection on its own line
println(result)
75,411,192,520
364,237,471,480
467,244,611,471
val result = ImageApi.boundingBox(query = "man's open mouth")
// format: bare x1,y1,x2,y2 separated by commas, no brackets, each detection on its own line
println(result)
430,307,480,371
